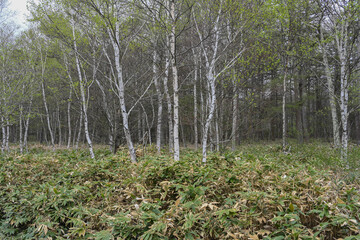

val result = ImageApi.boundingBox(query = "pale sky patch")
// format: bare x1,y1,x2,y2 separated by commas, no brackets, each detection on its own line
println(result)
8,0,34,29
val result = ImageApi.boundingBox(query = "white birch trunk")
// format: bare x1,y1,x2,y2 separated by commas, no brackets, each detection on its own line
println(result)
38,48,55,150
109,21,137,163
340,58,349,163
153,46,163,153
41,81,55,150
63,51,73,149
93,48,115,152
23,97,32,152
335,24,349,164
67,87,72,149
75,110,83,149
202,73,216,163
72,19,95,159
215,108,220,152
196,5,221,163
200,71,204,142
163,44,173,152
170,0,180,161
19,105,23,154
57,103,62,146
320,27,340,147
194,60,198,150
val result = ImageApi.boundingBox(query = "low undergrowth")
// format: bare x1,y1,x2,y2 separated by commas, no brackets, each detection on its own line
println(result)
0,143,359,239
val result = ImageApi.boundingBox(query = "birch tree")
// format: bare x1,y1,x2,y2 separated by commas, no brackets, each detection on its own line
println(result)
194,0,246,163
319,25,341,147
168,0,180,161
0,24,26,153
163,41,173,151
153,40,163,153
318,0,360,163
81,0,144,162
70,12,95,159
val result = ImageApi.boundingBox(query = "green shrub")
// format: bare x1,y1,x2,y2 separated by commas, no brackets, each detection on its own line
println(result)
0,143,359,239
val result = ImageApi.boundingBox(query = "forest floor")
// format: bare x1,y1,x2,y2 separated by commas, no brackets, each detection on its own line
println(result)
1,142,360,239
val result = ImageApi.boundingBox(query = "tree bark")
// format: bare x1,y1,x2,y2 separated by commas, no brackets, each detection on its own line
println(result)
67,87,72,149
193,55,198,150
282,57,288,151
23,97,32,152
41,80,55,151
163,41,173,152
320,27,340,147
153,46,163,153
232,85,238,151
75,107,83,149
72,18,95,159
202,73,216,163
19,105,23,154
170,0,180,161
215,107,220,152
1,117,5,153
138,111,142,143
294,72,303,144
6,117,9,151
57,102,62,146
109,21,137,162
336,29,349,164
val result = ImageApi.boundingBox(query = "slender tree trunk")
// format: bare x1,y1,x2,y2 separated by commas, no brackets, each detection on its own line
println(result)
193,59,198,150
6,118,9,151
170,0,180,161
219,88,224,150
109,21,137,163
294,74,303,144
57,102,62,146
142,114,146,145
63,52,73,149
149,96,154,145
334,21,349,165
138,111,142,143
202,75,216,163
338,46,349,164
302,96,309,142
109,126,116,154
282,58,288,151
39,48,55,151
215,108,220,152
163,43,173,151
94,69,115,152
340,67,349,163
79,79,95,158
23,97,32,152
72,19,95,159
320,27,340,147
180,117,186,148
195,4,222,163
232,85,238,151
1,117,5,153
153,47,163,153
19,106,23,154
200,74,205,143
76,106,83,149
41,81,55,151
67,87,72,149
